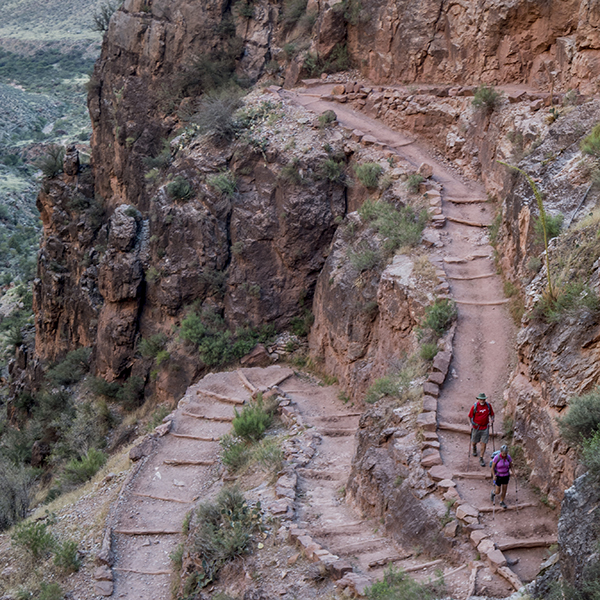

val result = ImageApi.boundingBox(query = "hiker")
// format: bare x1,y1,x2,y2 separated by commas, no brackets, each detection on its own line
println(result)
491,444,513,508
468,392,494,467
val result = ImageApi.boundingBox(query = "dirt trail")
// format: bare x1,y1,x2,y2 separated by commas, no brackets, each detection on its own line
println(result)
285,84,559,595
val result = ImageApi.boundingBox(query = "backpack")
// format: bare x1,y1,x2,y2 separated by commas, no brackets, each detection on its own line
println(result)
489,450,500,468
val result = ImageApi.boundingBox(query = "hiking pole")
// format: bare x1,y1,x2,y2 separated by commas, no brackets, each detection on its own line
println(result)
491,421,496,454
467,428,472,471
492,476,496,522
514,473,519,513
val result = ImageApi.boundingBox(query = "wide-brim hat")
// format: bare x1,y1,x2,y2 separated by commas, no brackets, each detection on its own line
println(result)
476,393,487,400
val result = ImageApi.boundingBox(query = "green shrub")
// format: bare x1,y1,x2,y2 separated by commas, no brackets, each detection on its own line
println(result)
234,0,254,18
92,0,120,32
220,434,250,471
366,565,444,600
208,170,237,198
348,246,380,272
282,0,307,27
364,376,399,404
39,582,64,600
167,176,193,201
279,158,302,185
88,376,121,399
534,213,563,243
420,342,439,361
252,438,283,473
558,388,600,445
421,298,458,337
472,84,503,115
62,448,107,487
142,139,171,170
581,123,600,158
54,539,81,573
406,173,424,194
319,158,345,183
355,162,383,188
318,110,337,128
0,460,35,531
12,520,55,559
582,430,600,482
179,312,207,346
233,398,273,442
138,333,167,359
189,488,262,588
290,310,314,337
534,282,600,323
37,145,65,178
47,347,92,386
193,91,242,141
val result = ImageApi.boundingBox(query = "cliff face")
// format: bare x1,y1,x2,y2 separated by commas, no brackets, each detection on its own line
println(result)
348,0,600,93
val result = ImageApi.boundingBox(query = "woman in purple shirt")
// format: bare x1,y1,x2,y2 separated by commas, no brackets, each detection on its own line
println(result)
490,444,513,508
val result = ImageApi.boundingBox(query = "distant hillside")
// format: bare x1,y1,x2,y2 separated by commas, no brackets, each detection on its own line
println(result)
0,0,104,45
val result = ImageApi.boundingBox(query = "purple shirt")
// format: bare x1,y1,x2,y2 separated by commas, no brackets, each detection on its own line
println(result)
493,453,512,477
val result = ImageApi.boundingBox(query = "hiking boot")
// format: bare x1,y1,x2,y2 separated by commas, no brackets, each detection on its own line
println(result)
479,457,485,467
491,491,495,503
500,501,507,509
472,447,478,457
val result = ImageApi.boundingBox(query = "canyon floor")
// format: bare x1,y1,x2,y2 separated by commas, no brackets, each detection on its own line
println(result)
98,84,560,600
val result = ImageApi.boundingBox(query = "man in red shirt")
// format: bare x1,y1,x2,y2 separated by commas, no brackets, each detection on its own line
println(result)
468,393,494,467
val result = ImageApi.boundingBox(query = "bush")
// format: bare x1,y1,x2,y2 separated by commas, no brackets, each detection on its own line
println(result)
179,312,207,346
220,434,250,472
406,173,424,194
355,162,383,188
167,176,193,201
420,342,439,361
233,398,273,442
318,110,337,128
193,91,242,141
11,520,55,559
88,376,121,399
279,158,302,185
37,145,65,178
558,388,600,445
367,565,444,600
92,0,120,32
365,376,399,404
0,460,35,531
282,0,307,27
472,84,503,115
138,333,167,359
39,582,64,600
348,245,380,272
581,123,600,158
189,488,262,588
319,158,345,183
582,430,600,482
62,448,107,487
47,347,92,386
54,539,81,573
421,298,458,337
290,310,314,337
208,170,237,198
142,139,171,170
534,213,563,243
534,282,600,323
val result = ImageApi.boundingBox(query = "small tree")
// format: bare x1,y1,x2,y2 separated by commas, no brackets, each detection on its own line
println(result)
92,1,121,33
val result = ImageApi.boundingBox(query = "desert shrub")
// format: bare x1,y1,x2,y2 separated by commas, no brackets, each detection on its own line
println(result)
142,139,171,170
12,520,55,559
534,213,563,243
558,388,600,445
304,44,350,76
340,0,368,25
581,123,600,158
62,448,107,487
47,347,92,386
472,84,503,115
421,298,458,337
0,460,35,531
279,158,302,185
348,245,381,272
179,312,206,346
193,91,243,141
92,0,121,32
189,488,262,588
582,431,600,482
534,282,600,323
367,565,444,600
177,52,240,98
138,333,167,359
167,175,193,201
233,398,272,442
252,437,283,473
234,0,255,18
37,145,65,178
364,376,399,404
54,539,81,573
406,173,424,194
318,110,337,128
282,0,307,27
319,158,345,183
220,434,250,471
354,162,383,188
208,170,237,198
420,342,439,361
39,582,64,600
290,310,314,337
88,376,121,399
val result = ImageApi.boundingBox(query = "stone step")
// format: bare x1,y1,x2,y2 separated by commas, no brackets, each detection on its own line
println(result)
181,411,233,423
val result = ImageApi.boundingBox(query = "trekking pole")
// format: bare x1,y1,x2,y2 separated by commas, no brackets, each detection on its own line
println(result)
491,421,496,454
514,473,519,513
467,429,472,470
492,475,496,521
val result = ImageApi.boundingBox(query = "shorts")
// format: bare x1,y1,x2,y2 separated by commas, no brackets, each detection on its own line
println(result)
495,475,510,486
471,427,489,444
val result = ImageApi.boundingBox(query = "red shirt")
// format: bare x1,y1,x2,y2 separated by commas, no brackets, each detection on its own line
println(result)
469,401,494,430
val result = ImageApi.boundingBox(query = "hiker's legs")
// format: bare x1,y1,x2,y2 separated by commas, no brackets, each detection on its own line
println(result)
471,429,481,456
500,483,508,502
479,441,487,460
479,428,490,460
